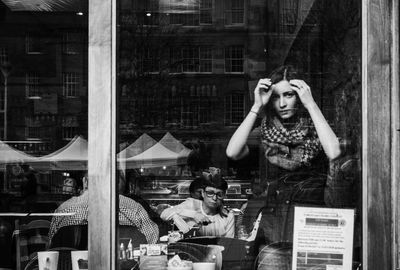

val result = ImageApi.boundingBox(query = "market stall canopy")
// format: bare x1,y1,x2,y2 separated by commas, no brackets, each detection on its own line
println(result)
0,140,37,169
1,0,85,12
122,142,184,169
118,133,157,159
30,135,87,170
158,132,192,163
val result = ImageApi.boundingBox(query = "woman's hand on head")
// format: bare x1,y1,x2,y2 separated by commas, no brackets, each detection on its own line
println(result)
253,78,272,112
289,79,316,110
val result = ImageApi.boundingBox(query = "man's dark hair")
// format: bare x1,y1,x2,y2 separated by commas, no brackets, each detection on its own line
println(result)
189,177,205,194
201,173,228,192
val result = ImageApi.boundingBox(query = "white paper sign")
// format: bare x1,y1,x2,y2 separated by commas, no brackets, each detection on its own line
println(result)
292,206,354,270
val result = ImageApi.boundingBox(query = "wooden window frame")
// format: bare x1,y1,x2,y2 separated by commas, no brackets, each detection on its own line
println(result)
88,0,400,269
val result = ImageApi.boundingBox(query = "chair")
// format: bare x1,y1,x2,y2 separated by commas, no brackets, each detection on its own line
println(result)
49,225,88,250
13,219,51,270
23,247,77,270
49,224,148,250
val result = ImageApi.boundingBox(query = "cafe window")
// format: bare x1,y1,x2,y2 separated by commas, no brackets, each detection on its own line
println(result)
2,0,398,269
62,72,79,97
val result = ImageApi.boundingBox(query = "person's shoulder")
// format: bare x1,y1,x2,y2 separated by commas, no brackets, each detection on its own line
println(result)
56,192,86,212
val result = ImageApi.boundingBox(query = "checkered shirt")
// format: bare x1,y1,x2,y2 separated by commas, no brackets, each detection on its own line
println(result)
48,191,159,244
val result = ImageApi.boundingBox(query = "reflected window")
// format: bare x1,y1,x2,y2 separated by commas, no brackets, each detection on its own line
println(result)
62,72,79,97
225,45,244,73
25,73,41,98
142,48,160,73
0,47,8,64
224,93,245,125
167,0,212,26
62,32,81,55
25,34,43,54
62,126,78,140
200,0,213,24
225,0,244,25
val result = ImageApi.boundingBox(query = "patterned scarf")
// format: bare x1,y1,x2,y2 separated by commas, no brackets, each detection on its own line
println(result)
260,116,322,171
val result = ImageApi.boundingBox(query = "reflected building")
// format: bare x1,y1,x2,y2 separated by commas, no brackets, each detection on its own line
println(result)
118,0,330,176
0,1,88,154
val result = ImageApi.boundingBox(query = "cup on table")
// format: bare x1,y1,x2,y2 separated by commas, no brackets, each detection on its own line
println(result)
71,250,88,270
192,262,215,270
38,251,59,270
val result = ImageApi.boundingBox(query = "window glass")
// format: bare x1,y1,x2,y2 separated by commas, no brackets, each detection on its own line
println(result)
117,0,362,269
0,2,88,269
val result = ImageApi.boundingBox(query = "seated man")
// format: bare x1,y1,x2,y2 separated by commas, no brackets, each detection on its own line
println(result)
189,177,204,200
160,168,235,238
48,173,159,246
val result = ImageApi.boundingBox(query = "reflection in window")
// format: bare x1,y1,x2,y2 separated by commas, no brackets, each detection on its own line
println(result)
25,73,41,98
225,0,244,25
225,45,244,73
26,126,52,139
167,0,212,26
224,93,245,125
62,32,81,55
200,0,213,24
25,34,43,54
182,47,199,72
200,47,212,72
0,47,8,64
142,48,160,73
62,126,78,140
62,72,79,97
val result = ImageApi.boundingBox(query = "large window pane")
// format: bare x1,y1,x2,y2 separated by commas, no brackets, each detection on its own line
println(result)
117,0,362,270
0,2,88,269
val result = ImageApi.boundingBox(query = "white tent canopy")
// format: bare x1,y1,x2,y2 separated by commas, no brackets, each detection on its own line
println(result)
122,142,182,169
158,132,192,163
0,141,37,170
30,135,88,170
118,133,157,159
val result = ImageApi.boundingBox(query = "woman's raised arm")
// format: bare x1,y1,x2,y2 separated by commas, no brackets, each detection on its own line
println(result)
226,79,272,160
290,79,341,160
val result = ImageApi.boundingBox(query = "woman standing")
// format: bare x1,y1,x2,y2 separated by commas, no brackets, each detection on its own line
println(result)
226,65,341,245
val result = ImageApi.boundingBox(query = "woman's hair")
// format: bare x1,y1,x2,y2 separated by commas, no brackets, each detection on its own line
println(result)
265,65,306,118
269,65,302,84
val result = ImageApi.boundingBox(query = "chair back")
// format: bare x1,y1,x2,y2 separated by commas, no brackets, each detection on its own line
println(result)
49,225,88,250
13,219,51,270
50,224,148,250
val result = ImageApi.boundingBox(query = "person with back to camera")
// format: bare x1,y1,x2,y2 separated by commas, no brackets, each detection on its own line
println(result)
226,66,341,265
160,168,235,238
189,176,204,200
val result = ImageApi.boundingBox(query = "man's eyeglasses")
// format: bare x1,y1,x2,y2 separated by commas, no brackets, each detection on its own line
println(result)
204,190,225,199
